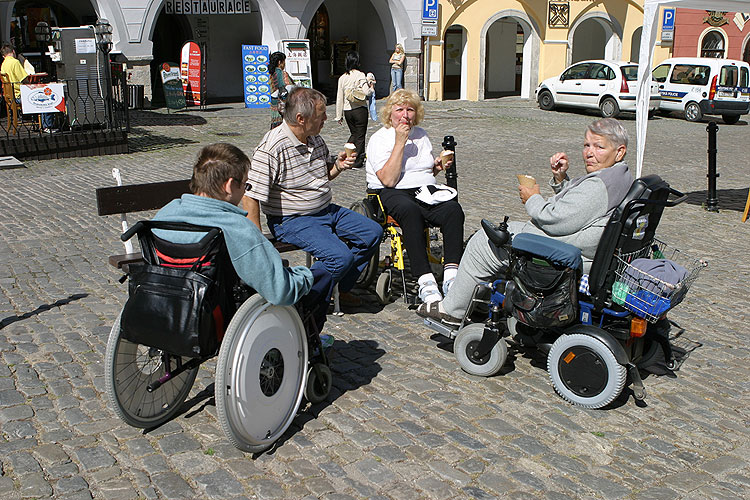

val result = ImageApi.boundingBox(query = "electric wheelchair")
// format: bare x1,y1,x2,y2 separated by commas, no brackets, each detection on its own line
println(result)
424,174,706,408
104,221,332,453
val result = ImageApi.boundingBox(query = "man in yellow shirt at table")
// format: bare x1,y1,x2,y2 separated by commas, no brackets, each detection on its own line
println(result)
1,43,56,133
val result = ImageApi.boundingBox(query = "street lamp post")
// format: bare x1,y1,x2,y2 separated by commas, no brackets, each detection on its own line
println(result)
94,19,113,129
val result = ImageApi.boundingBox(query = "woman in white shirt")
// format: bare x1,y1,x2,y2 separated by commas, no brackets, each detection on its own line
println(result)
335,51,373,169
365,90,465,304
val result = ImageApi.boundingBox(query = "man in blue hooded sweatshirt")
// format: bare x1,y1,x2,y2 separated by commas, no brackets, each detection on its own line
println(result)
153,142,334,333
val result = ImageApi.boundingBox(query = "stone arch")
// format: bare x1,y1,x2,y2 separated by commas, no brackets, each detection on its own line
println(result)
478,9,541,100
568,11,623,65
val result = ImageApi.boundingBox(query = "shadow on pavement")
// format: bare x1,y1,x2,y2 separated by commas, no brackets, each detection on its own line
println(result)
128,128,200,152
0,293,89,330
684,187,749,212
267,339,385,454
129,109,208,127
144,338,385,456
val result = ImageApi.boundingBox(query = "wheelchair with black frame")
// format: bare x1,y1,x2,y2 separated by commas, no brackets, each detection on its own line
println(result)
349,135,459,304
104,220,332,453
423,174,707,408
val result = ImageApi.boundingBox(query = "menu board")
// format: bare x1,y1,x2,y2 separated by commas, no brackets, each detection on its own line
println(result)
242,45,270,109
160,62,186,110
279,39,313,89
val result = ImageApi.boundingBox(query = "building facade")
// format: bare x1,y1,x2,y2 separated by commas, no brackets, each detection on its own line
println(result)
0,1,685,106
0,0,426,106
424,0,677,101
671,9,750,61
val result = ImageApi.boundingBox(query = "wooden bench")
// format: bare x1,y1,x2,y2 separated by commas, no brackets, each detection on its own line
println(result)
95,177,301,270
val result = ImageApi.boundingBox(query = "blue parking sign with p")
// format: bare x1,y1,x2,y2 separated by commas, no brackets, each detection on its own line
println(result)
662,8,675,30
422,0,438,20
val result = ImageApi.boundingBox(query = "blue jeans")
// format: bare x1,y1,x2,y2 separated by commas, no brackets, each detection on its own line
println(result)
391,68,403,92
298,265,335,333
367,93,378,121
267,204,383,293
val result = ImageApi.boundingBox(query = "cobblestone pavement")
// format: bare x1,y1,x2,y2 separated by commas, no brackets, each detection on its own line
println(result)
0,98,748,500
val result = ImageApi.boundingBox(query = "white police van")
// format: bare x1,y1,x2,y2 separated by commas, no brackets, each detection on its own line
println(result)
652,57,750,123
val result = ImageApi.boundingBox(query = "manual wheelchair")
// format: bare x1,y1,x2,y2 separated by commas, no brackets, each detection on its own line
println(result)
349,136,459,304
104,221,332,453
424,174,706,408
350,192,446,304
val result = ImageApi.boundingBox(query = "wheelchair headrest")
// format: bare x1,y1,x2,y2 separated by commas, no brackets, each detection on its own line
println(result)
512,233,582,270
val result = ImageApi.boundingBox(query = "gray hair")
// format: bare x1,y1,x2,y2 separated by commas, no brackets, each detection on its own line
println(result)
587,118,628,148
284,87,327,124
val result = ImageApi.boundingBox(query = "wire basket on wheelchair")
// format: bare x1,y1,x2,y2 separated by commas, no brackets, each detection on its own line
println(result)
612,239,707,322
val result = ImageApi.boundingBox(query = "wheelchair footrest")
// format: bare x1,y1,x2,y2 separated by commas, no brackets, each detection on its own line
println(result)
423,318,458,340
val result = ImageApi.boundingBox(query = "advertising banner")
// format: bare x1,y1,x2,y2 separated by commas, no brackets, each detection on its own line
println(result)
279,40,313,89
181,41,202,106
242,45,270,109
160,62,186,110
20,83,65,114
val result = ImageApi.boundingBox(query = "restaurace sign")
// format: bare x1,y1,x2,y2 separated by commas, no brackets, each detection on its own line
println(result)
164,0,253,15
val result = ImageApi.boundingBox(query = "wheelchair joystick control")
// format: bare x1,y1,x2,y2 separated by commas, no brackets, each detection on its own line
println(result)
482,216,511,248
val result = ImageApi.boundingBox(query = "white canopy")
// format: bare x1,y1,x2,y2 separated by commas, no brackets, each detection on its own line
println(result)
635,0,750,177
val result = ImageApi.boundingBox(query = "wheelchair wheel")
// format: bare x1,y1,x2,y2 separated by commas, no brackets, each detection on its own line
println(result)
105,312,198,428
455,323,507,377
305,363,332,404
215,295,308,453
547,333,626,409
375,271,393,304
350,200,380,288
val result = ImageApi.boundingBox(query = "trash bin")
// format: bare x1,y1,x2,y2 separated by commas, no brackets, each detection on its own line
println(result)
127,84,144,110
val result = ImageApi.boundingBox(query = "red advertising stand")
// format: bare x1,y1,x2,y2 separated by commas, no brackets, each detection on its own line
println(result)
180,41,205,107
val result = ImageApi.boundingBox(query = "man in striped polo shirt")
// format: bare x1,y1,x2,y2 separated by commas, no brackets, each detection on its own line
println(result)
244,87,382,302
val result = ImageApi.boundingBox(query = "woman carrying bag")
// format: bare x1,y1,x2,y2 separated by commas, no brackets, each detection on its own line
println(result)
335,50,373,169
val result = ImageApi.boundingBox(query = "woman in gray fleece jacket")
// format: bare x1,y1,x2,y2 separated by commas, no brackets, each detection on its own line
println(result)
418,118,633,324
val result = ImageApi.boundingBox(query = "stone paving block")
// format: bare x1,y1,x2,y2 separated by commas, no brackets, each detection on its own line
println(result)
195,469,245,498
73,446,115,471
18,472,53,498
0,389,26,407
54,476,89,496
700,454,747,475
246,478,287,500
151,472,194,500
352,457,397,486
157,433,201,455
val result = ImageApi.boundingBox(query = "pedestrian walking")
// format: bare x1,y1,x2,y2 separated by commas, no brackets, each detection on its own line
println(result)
335,50,373,169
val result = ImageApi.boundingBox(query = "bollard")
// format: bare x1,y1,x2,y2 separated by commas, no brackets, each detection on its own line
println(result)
442,135,457,193
706,121,719,212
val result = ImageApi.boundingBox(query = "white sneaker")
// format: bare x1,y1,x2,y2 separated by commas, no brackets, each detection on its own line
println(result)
418,279,442,304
